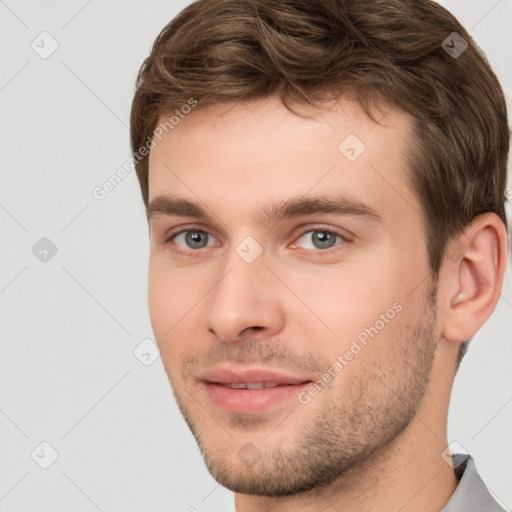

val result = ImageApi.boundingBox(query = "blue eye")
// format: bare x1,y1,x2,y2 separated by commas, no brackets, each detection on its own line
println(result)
294,229,345,250
165,226,348,254
173,230,217,249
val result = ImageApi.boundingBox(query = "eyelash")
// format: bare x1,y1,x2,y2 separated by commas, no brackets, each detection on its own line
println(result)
163,224,351,255
291,226,349,251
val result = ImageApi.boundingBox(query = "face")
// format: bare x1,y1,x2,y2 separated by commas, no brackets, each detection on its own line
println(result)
147,96,439,496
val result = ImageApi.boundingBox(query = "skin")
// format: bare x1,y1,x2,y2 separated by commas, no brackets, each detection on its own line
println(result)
146,96,507,511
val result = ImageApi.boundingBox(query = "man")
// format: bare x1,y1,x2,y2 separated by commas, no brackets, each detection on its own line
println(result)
130,0,509,510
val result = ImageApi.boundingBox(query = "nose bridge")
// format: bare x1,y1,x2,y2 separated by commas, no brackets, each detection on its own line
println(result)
204,238,284,341
215,232,268,296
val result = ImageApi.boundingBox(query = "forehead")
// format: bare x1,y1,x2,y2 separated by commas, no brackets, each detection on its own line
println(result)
147,96,417,223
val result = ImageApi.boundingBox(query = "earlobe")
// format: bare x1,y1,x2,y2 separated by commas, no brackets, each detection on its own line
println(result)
442,214,507,342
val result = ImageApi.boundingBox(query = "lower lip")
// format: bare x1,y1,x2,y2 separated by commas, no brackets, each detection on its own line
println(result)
203,382,311,414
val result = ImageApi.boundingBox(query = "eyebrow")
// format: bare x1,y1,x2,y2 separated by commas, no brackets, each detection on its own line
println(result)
146,194,382,225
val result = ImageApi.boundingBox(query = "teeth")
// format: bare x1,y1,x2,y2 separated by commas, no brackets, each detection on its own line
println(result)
223,382,283,389
263,382,282,388
246,383,264,389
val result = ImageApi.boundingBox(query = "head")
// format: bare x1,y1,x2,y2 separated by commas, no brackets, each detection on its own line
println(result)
130,0,509,498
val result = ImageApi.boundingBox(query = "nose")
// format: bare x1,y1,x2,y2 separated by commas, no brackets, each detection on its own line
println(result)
204,245,286,343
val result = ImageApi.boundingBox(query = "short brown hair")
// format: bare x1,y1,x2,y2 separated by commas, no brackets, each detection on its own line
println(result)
130,0,509,366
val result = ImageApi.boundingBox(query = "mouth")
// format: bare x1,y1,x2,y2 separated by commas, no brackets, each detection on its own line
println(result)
198,366,314,414
216,381,302,389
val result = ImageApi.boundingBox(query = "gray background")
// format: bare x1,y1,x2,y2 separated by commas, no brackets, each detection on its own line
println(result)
1,1,511,511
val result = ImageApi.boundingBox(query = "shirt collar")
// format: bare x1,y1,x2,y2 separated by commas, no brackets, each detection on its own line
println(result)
441,454,507,511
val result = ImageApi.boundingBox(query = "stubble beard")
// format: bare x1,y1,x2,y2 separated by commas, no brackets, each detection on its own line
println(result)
168,285,438,497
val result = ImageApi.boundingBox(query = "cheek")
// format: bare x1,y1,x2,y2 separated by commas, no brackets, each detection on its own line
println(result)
147,256,212,364
147,259,170,338
278,251,416,364
148,267,188,377
147,258,193,348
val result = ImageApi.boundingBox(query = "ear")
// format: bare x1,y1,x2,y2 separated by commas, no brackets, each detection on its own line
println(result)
440,213,508,342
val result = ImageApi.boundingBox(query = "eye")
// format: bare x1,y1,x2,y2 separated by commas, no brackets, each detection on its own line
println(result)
291,228,347,250
171,230,218,250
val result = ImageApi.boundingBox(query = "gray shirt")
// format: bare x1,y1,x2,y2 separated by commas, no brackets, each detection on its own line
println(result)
231,453,508,511
441,453,508,511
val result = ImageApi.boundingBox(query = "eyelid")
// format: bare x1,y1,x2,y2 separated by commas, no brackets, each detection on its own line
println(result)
161,223,353,251
163,223,221,244
289,224,352,249
294,223,353,240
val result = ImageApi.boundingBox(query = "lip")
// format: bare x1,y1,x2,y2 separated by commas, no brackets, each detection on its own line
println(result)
198,365,315,385
198,365,314,414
